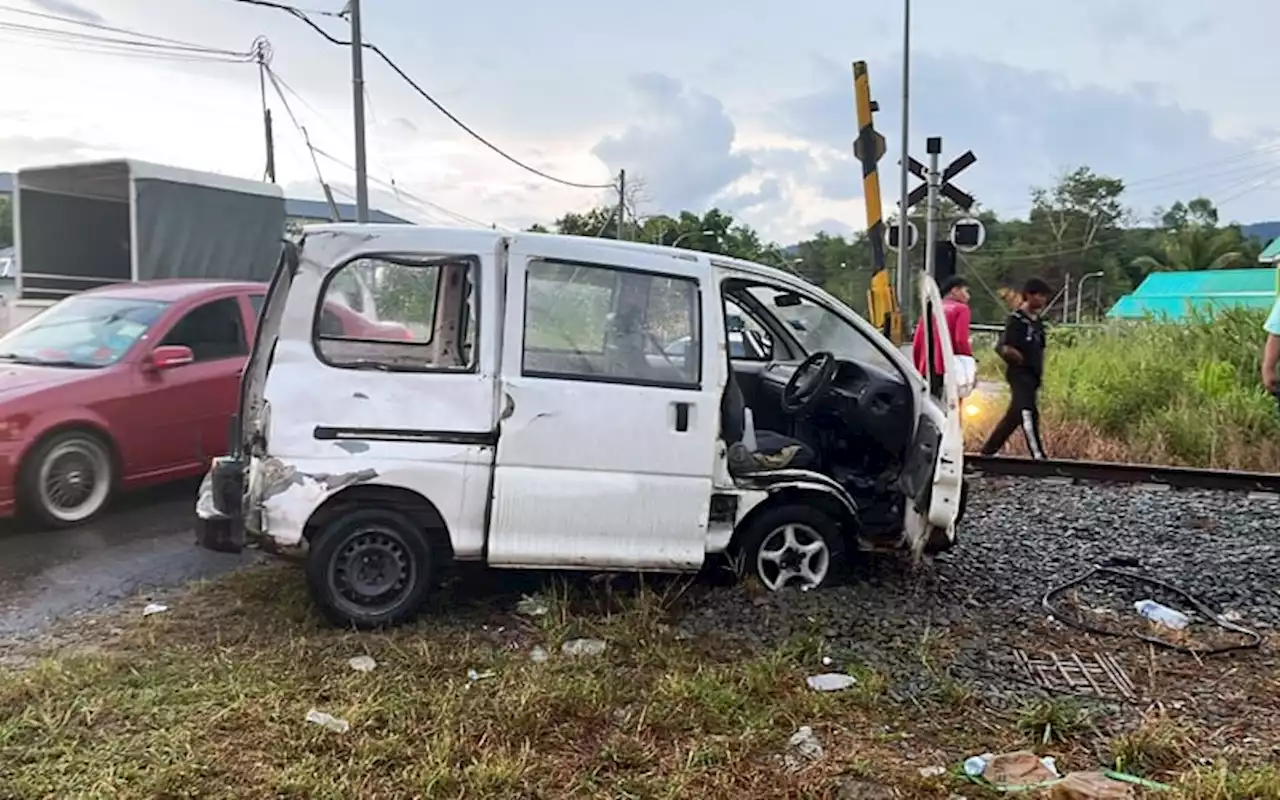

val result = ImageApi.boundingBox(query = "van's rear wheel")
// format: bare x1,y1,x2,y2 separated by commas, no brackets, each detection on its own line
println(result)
306,507,433,629
737,504,845,592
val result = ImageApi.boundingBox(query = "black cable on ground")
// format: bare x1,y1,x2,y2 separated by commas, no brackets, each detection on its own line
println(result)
1041,566,1262,656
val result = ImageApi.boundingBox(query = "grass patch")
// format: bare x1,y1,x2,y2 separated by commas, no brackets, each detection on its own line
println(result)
966,310,1280,471
1016,697,1091,747
0,567,937,799
1,566,1274,798
1110,712,1193,778
1175,763,1280,800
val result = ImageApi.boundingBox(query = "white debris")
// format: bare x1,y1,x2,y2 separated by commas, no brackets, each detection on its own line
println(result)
562,638,607,657
142,603,168,617
919,766,947,778
806,672,857,692
347,655,377,673
305,709,350,733
516,594,549,617
784,725,824,770
529,646,550,664
964,754,992,777
467,668,496,682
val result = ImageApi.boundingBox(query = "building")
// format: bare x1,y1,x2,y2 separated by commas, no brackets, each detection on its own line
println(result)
0,170,412,229
1258,235,1280,294
1107,267,1277,321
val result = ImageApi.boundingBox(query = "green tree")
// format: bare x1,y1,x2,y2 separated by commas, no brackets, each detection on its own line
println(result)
1133,197,1257,272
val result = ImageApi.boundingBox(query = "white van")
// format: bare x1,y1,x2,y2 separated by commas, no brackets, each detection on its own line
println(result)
197,226,965,627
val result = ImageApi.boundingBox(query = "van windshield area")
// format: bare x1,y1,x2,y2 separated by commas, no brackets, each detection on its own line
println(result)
0,295,169,368
746,285,897,373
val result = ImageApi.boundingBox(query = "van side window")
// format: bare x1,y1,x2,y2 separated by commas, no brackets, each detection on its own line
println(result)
523,260,700,388
314,257,478,372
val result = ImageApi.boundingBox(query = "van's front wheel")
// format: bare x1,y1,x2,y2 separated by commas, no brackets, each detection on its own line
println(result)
306,507,433,629
737,504,845,592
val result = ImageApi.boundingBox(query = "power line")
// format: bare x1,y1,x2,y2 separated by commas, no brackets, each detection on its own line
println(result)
313,146,497,228
363,44,614,189
262,66,343,212
986,146,1280,222
264,64,493,228
225,0,617,190
0,13,257,62
0,3,246,52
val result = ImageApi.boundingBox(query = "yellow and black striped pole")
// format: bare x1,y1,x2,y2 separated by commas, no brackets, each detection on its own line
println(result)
852,61,901,343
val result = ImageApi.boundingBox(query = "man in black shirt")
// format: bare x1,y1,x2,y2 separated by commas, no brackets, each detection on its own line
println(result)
981,277,1051,459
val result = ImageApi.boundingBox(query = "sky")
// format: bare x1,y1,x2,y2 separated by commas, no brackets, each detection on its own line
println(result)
2,0,1280,244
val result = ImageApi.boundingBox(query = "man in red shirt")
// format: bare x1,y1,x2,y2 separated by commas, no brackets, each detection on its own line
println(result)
913,276,973,381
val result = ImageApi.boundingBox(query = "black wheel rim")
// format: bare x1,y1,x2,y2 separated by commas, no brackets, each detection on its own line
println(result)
328,524,416,619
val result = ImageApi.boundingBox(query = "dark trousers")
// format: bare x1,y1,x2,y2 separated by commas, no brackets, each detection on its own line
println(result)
981,373,1046,459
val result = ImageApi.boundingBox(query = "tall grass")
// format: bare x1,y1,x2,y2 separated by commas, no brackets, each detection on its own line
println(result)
968,309,1280,471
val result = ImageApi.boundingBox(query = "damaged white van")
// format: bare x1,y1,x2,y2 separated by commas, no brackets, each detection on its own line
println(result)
196,226,965,628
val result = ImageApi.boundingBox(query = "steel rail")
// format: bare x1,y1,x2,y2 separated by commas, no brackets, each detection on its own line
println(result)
965,454,1280,494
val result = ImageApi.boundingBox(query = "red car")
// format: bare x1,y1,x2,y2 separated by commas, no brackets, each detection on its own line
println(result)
0,280,409,528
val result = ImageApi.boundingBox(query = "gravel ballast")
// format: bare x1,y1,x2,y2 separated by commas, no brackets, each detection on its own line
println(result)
681,476,1280,694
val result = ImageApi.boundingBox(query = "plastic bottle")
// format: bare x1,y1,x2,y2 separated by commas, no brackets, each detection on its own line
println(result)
1134,599,1190,630
963,754,992,777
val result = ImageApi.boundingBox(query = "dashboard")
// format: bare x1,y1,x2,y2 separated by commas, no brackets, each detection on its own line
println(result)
757,357,914,456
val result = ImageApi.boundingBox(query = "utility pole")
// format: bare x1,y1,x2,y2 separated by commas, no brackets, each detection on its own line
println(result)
254,39,275,183
923,137,941,284
263,109,276,183
896,0,911,319
348,0,369,223
616,169,626,240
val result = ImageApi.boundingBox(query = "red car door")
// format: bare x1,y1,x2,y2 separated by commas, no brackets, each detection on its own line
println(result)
127,294,250,477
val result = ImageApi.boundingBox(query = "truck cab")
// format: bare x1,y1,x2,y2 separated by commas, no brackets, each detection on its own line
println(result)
197,225,964,628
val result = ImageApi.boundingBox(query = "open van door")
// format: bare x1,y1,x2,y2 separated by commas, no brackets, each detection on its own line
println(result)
918,273,964,551
897,273,964,556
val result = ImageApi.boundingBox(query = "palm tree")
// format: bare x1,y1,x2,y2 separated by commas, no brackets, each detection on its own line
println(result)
1131,225,1250,272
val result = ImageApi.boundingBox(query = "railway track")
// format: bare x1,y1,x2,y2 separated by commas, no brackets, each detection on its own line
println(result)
965,454,1280,495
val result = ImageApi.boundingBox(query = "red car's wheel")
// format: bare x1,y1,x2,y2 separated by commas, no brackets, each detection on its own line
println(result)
19,429,115,528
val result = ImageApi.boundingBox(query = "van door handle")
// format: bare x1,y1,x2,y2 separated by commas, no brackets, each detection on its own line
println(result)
673,402,690,432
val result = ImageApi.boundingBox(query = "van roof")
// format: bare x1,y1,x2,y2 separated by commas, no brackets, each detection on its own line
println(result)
303,223,805,286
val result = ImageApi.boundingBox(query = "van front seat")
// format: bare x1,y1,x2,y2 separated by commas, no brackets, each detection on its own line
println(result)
720,371,817,474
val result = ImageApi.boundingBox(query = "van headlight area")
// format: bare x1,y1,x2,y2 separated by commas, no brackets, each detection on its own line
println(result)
961,384,1001,423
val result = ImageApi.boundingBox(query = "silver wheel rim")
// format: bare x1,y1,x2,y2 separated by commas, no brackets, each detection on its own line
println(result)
38,438,111,523
757,522,830,590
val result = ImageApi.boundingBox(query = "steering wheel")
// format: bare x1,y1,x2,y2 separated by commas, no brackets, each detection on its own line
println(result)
781,351,837,415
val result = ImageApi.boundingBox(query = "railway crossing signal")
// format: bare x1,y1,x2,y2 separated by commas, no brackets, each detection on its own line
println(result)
885,220,919,252
950,216,986,252
853,129,887,164
903,148,977,212
901,138,984,281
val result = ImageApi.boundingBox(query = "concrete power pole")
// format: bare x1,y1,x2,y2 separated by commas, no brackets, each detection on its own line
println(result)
896,0,912,320
348,0,369,223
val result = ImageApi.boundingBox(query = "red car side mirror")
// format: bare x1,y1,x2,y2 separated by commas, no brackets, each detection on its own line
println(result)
146,344,195,372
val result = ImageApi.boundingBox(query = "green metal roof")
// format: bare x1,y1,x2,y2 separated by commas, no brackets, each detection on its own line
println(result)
1260,236,1280,263
1107,267,1277,321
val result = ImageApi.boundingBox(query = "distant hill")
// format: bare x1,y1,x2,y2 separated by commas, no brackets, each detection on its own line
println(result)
1242,221,1280,243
